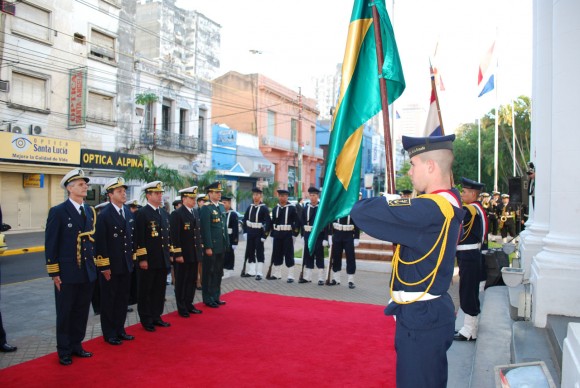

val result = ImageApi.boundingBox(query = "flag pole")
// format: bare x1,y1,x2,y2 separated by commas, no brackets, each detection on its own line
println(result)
370,3,396,194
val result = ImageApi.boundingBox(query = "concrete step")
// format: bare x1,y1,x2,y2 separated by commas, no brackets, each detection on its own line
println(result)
356,238,393,261
546,315,580,376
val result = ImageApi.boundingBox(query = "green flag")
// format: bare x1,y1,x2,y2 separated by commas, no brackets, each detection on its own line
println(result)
307,0,405,252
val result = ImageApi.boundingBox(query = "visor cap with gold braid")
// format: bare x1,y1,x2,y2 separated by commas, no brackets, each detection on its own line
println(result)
60,168,90,190
104,177,128,192
206,181,223,192
179,186,198,198
142,180,164,193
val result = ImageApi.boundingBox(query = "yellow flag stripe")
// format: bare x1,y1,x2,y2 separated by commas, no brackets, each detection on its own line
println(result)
333,18,373,131
335,126,364,189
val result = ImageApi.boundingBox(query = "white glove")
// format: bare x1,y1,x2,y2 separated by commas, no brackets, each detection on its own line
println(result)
232,245,237,251
328,236,333,246
354,239,360,247
261,238,266,243
384,193,401,202
322,240,329,247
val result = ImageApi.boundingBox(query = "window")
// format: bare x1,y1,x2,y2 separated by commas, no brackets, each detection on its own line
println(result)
198,108,207,141
162,98,172,132
11,1,52,44
10,71,49,112
267,110,276,136
179,109,187,136
90,29,116,64
87,91,115,125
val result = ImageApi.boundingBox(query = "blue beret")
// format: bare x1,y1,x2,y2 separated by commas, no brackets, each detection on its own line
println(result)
402,134,455,158
277,189,290,195
308,186,320,194
460,177,484,191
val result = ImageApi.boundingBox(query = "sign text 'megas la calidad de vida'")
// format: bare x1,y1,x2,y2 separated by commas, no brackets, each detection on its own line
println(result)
81,149,144,171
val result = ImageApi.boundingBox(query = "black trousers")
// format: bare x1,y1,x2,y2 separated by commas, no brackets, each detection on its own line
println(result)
128,269,138,305
272,234,295,267
331,236,356,274
457,252,482,316
202,253,224,304
489,215,498,235
99,272,131,340
303,233,324,269
224,249,235,270
245,233,265,263
137,267,167,325
0,310,7,345
54,281,95,356
500,222,516,239
174,261,197,313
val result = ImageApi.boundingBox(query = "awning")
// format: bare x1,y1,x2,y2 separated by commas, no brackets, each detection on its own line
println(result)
237,146,274,179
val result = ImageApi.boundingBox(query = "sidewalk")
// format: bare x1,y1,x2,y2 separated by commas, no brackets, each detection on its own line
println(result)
0,232,473,386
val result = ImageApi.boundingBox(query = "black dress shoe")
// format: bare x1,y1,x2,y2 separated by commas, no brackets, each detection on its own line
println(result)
105,337,122,345
327,279,338,286
59,355,73,366
453,332,476,341
178,311,190,318
142,324,156,332
0,343,17,352
266,275,279,280
72,349,93,358
240,273,252,278
298,278,311,283
318,280,325,286
348,282,356,289
255,275,262,280
153,320,171,327
119,333,135,341
205,302,219,308
216,300,226,305
287,278,294,283
188,307,203,314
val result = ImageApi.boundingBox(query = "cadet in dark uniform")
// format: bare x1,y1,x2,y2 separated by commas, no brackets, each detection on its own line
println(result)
222,195,239,278
45,168,97,366
242,187,271,280
170,186,203,318
454,178,488,342
135,181,172,332
497,194,517,243
489,191,501,236
95,177,136,345
300,187,328,285
199,182,230,307
268,189,300,283
351,135,464,388
328,213,360,289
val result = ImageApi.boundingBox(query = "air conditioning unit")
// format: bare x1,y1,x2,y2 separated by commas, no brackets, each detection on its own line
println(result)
29,124,42,135
1,0,16,16
0,80,9,92
8,124,23,133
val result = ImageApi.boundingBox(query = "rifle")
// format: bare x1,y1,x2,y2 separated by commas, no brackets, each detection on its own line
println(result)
266,258,275,279
325,241,334,285
299,237,306,282
240,254,251,277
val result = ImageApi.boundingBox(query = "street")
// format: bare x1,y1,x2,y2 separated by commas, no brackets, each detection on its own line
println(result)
0,252,46,285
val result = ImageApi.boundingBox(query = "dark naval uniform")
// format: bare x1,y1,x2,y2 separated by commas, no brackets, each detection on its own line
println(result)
170,204,203,316
489,193,500,235
496,197,517,241
269,202,300,281
242,202,271,278
224,207,239,272
301,202,326,269
95,202,135,342
352,190,464,388
329,215,360,287
135,204,172,328
45,199,97,359
200,188,230,307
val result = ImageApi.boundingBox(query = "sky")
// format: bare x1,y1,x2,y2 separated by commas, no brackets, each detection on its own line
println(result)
177,0,533,132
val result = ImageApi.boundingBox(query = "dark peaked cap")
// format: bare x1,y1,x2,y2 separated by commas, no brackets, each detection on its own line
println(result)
402,134,455,158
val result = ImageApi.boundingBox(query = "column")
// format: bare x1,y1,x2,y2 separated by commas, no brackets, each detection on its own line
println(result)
531,0,580,327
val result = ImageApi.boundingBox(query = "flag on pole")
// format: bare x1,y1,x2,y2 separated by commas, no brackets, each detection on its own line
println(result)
478,42,495,97
307,0,405,251
423,65,442,137
432,41,445,91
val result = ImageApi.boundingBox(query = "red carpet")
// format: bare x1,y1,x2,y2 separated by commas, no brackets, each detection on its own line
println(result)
0,291,396,387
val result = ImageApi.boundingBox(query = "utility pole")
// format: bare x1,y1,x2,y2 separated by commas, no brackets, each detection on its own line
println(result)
297,87,303,199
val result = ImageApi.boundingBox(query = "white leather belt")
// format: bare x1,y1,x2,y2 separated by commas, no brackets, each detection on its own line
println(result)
391,291,441,303
456,243,481,251
274,225,292,231
246,221,262,229
333,223,354,231
303,225,312,232
227,228,233,234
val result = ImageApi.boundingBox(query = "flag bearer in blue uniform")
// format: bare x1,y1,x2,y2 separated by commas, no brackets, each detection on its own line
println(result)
351,135,465,388
242,187,271,280
454,177,488,342
299,186,328,285
95,177,136,345
45,168,97,366
328,212,360,289
268,189,300,283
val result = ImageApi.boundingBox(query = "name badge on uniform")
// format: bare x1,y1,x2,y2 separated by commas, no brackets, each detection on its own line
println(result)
388,198,411,207
184,222,191,230
149,221,159,237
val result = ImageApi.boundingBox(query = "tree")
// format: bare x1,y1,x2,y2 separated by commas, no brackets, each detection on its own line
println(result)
135,92,158,132
395,161,413,192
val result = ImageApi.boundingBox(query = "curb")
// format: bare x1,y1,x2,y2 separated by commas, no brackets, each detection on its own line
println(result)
1,246,45,256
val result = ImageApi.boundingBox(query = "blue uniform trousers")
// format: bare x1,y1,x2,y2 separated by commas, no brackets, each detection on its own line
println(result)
246,233,265,263
272,233,294,267
303,232,324,269
99,272,131,340
457,253,482,316
55,281,95,356
331,235,356,274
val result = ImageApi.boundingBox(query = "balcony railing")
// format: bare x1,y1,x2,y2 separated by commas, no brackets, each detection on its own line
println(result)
261,135,323,158
140,130,206,154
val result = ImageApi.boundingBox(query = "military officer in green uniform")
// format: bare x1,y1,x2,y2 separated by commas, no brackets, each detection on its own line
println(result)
199,182,230,308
